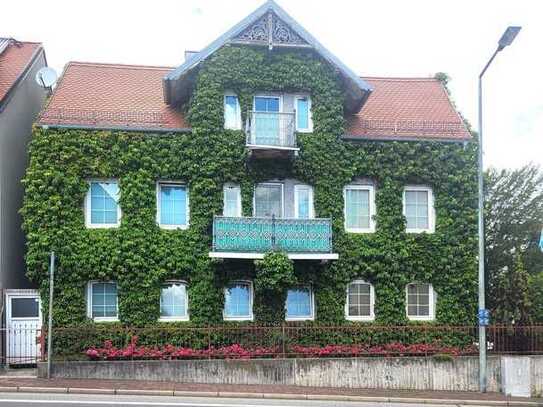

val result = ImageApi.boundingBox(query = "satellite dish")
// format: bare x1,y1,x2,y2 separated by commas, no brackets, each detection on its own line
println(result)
35,67,57,89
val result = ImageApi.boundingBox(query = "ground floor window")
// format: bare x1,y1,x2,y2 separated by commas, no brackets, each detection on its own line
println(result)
285,287,314,321
87,281,118,322
406,282,435,321
345,280,374,321
160,282,189,321
223,281,253,321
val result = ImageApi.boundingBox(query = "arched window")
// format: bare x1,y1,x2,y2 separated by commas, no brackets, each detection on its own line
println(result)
405,282,435,321
160,281,189,321
345,280,374,321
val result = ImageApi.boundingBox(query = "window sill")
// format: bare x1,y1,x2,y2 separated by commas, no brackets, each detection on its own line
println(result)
285,316,314,322
159,317,190,322
223,315,254,322
407,316,435,322
86,223,120,229
91,317,119,323
406,229,435,234
345,316,375,322
158,224,189,230
345,228,375,234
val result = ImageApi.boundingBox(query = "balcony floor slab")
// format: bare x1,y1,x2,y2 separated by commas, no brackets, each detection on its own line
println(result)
209,252,339,260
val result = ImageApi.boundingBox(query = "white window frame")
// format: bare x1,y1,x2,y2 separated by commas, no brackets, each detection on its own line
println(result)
159,280,189,322
223,280,254,321
224,92,242,130
405,282,436,321
294,184,315,219
294,95,313,132
86,281,119,322
156,181,190,230
253,182,284,218
345,280,375,321
403,185,435,234
85,179,121,229
285,286,315,321
223,183,242,217
343,184,376,233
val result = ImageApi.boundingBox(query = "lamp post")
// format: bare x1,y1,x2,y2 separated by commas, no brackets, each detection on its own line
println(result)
478,25,521,393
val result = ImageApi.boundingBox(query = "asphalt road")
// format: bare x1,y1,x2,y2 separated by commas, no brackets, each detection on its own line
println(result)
0,392,494,407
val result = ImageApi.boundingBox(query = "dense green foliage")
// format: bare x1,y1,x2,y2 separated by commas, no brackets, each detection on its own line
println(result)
485,164,543,323
23,46,478,329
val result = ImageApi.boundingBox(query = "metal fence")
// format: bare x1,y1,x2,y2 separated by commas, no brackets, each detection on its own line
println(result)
2,324,541,364
38,324,543,362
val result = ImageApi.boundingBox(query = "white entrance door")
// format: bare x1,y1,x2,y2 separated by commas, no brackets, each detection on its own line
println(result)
6,290,41,365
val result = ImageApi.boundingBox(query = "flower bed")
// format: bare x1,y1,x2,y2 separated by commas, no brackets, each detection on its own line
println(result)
85,336,476,361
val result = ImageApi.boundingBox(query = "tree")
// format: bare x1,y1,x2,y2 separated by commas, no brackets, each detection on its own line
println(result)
485,164,543,323
491,252,532,324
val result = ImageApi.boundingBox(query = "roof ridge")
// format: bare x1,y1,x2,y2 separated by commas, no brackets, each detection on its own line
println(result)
67,61,175,71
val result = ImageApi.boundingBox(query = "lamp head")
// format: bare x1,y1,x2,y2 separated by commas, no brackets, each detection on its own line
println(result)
498,26,521,51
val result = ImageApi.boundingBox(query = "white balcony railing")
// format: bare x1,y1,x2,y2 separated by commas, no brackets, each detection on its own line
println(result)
245,111,296,149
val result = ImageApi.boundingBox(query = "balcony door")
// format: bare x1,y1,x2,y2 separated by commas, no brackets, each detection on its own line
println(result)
254,183,283,218
254,96,281,146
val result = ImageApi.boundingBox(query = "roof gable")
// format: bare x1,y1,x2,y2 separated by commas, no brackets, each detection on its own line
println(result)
0,39,42,109
163,0,372,113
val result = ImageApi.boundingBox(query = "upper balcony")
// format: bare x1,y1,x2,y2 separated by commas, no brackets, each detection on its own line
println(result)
209,216,338,261
245,111,299,157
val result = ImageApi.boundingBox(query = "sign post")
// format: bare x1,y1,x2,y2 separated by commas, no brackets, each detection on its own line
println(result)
46,251,55,379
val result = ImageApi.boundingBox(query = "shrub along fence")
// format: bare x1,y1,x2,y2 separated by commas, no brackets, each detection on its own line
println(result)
40,324,543,362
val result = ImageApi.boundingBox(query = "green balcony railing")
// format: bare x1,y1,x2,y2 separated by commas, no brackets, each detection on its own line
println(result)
212,216,333,253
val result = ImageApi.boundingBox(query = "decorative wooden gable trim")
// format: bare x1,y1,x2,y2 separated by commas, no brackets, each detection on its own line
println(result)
230,11,310,49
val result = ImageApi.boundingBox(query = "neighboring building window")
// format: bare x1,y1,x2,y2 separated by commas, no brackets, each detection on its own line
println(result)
224,94,241,130
295,96,312,132
345,280,375,321
223,281,253,321
285,287,314,321
85,180,121,228
294,185,314,219
344,184,376,233
160,281,188,321
254,183,283,218
406,283,435,321
87,282,118,321
403,186,435,233
157,182,189,229
223,184,242,217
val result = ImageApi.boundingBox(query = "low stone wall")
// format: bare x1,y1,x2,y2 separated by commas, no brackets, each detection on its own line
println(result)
38,355,543,396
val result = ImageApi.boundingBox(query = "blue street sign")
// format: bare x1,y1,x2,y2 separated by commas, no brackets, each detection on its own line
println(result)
478,308,490,326
539,229,543,252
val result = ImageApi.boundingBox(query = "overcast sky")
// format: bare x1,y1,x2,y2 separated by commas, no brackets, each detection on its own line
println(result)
3,0,541,170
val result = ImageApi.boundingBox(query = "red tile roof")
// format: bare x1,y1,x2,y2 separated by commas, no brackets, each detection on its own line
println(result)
346,77,470,141
0,40,42,105
38,62,188,130
38,63,470,141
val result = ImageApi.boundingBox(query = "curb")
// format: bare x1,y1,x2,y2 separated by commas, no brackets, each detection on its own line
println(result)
0,386,540,406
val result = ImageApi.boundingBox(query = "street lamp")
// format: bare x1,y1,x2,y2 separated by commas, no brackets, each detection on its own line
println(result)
478,25,521,393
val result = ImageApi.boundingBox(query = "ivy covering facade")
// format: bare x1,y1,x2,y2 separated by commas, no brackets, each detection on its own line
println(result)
23,46,478,330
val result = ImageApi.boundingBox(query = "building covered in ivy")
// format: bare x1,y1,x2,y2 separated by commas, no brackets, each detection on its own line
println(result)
27,0,477,329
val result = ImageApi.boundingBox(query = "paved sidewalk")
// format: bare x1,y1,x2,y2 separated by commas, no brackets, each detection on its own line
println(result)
0,377,541,405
